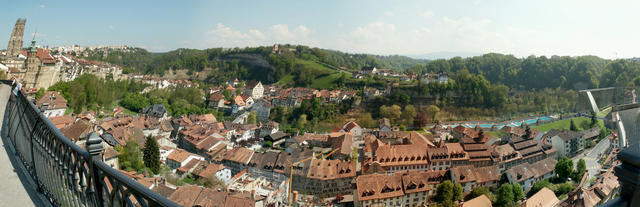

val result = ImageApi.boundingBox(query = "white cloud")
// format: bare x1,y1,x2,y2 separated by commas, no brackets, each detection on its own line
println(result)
330,17,510,55
420,10,434,18
108,25,116,30
39,4,45,8
206,23,316,48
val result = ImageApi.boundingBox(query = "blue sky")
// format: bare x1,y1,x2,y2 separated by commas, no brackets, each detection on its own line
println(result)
2,0,639,59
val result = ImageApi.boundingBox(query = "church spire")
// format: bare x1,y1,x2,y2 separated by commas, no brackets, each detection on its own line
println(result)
29,30,37,53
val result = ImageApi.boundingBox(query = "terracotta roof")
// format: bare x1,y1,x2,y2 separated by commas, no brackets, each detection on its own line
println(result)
374,144,429,167
194,188,228,207
35,91,67,110
208,92,225,101
168,185,203,206
60,120,94,142
401,171,433,194
197,163,226,179
524,187,558,207
103,146,120,160
49,115,74,129
245,81,261,89
463,194,493,207
343,121,361,132
529,157,557,178
225,192,255,207
248,151,279,170
356,172,404,201
306,159,356,180
151,183,176,198
222,147,254,164
167,149,198,163
452,165,500,184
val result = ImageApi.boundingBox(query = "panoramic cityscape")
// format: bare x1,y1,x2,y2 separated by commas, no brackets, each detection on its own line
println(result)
1,1,639,207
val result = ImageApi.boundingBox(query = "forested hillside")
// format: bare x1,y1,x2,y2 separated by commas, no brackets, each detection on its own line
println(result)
85,45,640,90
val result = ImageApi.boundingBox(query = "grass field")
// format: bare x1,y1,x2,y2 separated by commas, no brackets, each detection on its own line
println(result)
532,117,605,132
276,58,347,89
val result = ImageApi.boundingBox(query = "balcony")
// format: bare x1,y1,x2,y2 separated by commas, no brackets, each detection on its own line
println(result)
0,80,179,207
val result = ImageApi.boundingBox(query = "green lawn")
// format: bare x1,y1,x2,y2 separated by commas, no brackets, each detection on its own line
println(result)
532,117,605,132
276,58,347,89
310,72,344,89
275,74,294,86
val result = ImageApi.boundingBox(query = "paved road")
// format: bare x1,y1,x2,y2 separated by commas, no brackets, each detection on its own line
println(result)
0,85,50,207
573,137,611,187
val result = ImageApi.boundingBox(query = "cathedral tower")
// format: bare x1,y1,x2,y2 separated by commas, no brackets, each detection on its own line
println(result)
6,18,26,57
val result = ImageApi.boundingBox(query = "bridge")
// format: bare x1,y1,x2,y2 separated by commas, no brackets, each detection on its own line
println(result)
0,81,179,207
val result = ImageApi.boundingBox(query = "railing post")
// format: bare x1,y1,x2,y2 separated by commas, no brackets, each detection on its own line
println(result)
615,143,640,206
28,115,41,192
85,132,104,207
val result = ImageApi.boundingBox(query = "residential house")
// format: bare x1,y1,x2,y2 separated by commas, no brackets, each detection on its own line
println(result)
505,157,557,191
294,158,356,197
450,165,500,192
103,146,120,169
246,151,281,183
166,149,205,170
207,92,226,109
355,170,438,207
221,147,255,175
196,163,232,183
361,66,377,75
251,99,271,120
379,118,391,132
545,129,584,157
341,121,363,136
244,81,264,100
523,187,559,207
35,91,67,118
142,104,169,121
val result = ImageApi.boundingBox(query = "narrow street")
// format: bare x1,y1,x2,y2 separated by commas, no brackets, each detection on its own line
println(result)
572,136,611,187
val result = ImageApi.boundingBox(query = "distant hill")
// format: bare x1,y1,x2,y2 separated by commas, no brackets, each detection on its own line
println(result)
83,45,640,91
83,45,428,86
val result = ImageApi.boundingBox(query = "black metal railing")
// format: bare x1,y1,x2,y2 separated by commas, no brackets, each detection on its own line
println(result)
3,82,179,207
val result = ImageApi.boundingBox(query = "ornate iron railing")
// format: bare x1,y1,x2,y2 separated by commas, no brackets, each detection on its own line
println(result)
4,82,179,207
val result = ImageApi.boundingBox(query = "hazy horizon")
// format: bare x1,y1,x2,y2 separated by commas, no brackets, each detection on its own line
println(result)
3,0,640,59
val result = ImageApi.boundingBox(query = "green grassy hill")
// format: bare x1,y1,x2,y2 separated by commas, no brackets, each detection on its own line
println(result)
276,58,349,89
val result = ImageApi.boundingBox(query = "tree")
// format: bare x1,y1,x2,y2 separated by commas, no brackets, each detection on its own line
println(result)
435,180,454,203
530,180,552,195
570,119,578,131
470,186,494,201
512,183,524,202
34,88,46,99
119,141,144,172
426,105,440,122
590,112,598,127
121,93,150,112
452,182,463,201
401,105,417,125
555,156,574,180
296,114,308,132
380,105,402,122
247,112,257,124
414,112,428,128
143,135,161,174
574,158,587,181
496,184,515,207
